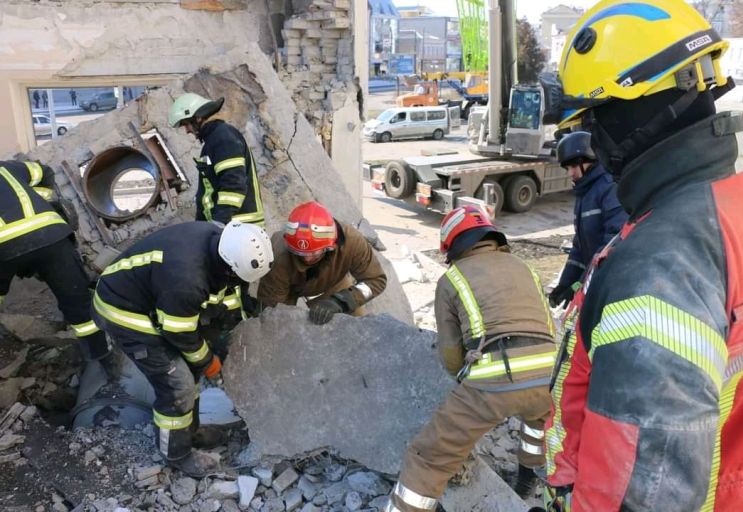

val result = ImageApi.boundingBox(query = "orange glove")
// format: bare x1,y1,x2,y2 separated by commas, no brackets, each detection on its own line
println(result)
203,355,222,379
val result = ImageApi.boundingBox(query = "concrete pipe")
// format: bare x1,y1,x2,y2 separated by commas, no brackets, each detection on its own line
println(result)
83,146,161,222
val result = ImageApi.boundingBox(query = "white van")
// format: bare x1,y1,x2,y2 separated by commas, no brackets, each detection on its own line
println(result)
363,106,453,143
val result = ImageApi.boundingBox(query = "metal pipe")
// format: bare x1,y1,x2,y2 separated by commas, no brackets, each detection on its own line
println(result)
487,0,502,146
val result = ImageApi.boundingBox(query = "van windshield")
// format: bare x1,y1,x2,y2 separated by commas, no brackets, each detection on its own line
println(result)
377,110,396,123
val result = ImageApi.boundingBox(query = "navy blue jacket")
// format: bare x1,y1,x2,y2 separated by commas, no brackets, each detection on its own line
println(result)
558,164,627,289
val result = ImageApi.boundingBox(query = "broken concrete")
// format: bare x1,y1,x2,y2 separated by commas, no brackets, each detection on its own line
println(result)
440,457,529,512
223,306,451,473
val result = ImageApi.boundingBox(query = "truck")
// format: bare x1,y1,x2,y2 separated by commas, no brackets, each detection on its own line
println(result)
395,80,443,107
368,0,571,217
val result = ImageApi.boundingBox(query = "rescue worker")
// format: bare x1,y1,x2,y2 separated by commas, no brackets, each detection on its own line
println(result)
91,221,273,477
257,201,386,325
168,93,264,227
549,132,627,308
385,206,556,511
0,160,110,363
537,0,743,509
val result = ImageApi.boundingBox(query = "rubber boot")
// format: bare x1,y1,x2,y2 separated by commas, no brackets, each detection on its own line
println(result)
168,450,219,478
513,464,540,499
192,425,228,450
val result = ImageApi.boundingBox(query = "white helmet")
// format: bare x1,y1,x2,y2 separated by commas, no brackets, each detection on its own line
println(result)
218,222,274,282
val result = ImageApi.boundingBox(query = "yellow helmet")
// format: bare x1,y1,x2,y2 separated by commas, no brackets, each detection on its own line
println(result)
541,0,730,128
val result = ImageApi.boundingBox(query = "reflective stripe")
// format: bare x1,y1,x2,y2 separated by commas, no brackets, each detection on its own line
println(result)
355,282,373,301
0,211,66,244
520,439,544,455
102,250,164,276
1,167,35,218
153,409,193,430
522,423,545,439
182,340,210,364
590,295,727,390
468,350,557,380
384,502,403,512
566,259,586,270
222,292,241,311
392,482,437,510
24,161,44,186
156,309,199,333
217,191,246,207
93,293,158,335
71,320,100,337
232,212,265,226
201,287,228,308
527,265,556,337
445,264,485,339
32,187,54,201
581,208,602,218
214,157,246,174
202,177,214,221
248,152,265,225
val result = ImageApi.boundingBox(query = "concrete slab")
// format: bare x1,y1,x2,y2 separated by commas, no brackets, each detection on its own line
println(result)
223,306,452,473
440,457,529,512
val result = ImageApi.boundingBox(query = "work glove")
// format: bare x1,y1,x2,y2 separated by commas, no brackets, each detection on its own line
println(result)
549,284,574,309
309,297,345,325
203,354,222,380
543,485,573,512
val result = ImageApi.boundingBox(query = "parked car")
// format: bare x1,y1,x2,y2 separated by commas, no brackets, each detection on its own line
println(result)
80,92,118,112
363,106,451,143
32,115,70,137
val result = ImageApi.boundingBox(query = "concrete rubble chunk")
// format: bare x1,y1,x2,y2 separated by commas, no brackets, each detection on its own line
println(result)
440,457,529,512
171,476,198,505
0,433,25,451
252,466,273,487
346,471,391,497
272,467,299,494
237,475,258,509
0,378,22,409
224,307,452,474
0,347,28,379
134,465,162,481
284,488,303,511
209,480,239,500
263,497,286,512
0,314,66,341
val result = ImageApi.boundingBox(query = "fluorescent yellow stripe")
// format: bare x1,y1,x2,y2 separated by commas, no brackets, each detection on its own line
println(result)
445,264,485,339
248,151,264,223
153,409,193,430
214,157,246,174
217,191,246,207
1,167,35,218
32,187,54,201
71,320,100,337
528,264,556,337
0,211,66,244
102,250,163,276
24,161,43,186
467,350,557,380
93,293,158,335
201,287,228,308
232,212,265,227
156,309,199,333
182,340,210,363
201,177,214,221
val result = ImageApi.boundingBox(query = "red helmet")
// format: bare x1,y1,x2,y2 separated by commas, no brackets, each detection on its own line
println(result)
440,205,499,261
284,201,338,257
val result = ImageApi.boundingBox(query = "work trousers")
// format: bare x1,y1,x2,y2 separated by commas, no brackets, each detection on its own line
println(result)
0,237,110,360
390,382,551,512
90,315,200,461
305,273,366,316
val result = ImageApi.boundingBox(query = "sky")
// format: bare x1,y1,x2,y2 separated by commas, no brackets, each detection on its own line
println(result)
392,0,600,23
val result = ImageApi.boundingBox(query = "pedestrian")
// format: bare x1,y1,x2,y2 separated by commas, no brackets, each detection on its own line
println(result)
257,201,387,324
169,93,264,227
0,160,111,364
548,131,627,308
42,91,48,108
384,206,556,512
538,0,743,509
91,221,273,477
32,90,40,109
69,89,77,106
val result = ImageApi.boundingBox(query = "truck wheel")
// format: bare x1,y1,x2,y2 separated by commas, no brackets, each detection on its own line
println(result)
432,129,444,140
89,103,99,112
57,127,68,135
504,175,537,213
385,161,416,199
379,131,392,143
477,180,504,216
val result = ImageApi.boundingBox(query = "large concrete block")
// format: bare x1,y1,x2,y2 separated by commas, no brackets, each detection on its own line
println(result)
223,306,452,473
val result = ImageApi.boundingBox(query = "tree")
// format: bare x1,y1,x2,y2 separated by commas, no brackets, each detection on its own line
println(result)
517,17,546,84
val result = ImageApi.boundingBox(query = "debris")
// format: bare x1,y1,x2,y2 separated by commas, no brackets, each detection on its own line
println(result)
0,314,66,341
133,465,162,481
284,488,303,511
346,471,391,496
0,433,25,451
237,475,258,509
0,347,29,378
208,479,239,500
252,466,273,487
0,451,21,463
171,477,198,505
440,457,528,512
272,467,299,494
0,380,23,410
344,491,362,511
0,402,26,433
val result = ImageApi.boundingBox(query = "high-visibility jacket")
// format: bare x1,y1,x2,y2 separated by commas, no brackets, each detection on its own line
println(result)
195,120,264,226
93,222,242,369
434,240,556,390
0,160,70,261
558,163,627,290
546,112,743,510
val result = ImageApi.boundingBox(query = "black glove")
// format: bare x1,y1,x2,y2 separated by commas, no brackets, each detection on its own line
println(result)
309,297,345,325
549,284,574,308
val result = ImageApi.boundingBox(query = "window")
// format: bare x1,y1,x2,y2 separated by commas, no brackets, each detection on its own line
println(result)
391,112,407,123
410,111,426,122
427,110,445,121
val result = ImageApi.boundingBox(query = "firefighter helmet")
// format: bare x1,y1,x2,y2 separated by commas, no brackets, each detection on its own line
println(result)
218,221,273,283
440,205,499,262
284,202,338,257
168,93,225,128
540,0,729,128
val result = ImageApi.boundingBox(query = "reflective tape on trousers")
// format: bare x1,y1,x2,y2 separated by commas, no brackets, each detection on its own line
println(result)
521,439,544,455
71,320,101,337
522,423,545,439
393,482,437,510
153,409,193,430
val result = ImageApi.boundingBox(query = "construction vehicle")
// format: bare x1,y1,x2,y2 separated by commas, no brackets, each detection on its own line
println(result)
447,73,489,119
368,0,570,217
395,80,444,107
